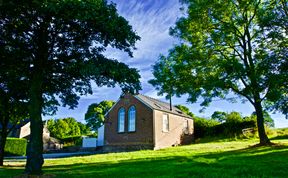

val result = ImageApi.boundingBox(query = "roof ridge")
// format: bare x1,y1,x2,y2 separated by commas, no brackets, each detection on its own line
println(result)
138,93,176,107
135,93,191,118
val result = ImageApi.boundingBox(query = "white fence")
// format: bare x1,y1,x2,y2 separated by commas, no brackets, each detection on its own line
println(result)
82,137,97,148
82,125,104,148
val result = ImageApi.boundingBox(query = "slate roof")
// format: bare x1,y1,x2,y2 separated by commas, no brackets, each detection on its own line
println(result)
135,94,193,119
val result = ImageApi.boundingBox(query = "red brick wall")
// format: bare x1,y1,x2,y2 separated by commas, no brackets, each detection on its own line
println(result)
104,94,154,148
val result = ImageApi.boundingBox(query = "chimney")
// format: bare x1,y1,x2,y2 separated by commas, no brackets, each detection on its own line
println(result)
169,94,172,111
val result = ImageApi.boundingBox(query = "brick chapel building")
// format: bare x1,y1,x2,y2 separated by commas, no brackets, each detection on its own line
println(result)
103,93,194,151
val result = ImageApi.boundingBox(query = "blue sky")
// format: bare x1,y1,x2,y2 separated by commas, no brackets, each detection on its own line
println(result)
44,0,288,128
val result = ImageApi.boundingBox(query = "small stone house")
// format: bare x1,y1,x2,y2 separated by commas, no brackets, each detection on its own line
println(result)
2,120,62,151
104,93,194,151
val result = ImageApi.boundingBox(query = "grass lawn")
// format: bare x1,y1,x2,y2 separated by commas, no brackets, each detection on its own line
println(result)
1,139,288,178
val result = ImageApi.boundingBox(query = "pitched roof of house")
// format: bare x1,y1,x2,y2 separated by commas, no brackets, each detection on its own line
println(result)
135,94,193,119
0,118,30,130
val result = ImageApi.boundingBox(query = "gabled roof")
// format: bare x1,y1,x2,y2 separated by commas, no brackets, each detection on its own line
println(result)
135,94,193,119
0,118,30,130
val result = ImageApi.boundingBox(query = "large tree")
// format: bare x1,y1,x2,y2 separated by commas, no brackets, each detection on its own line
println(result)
0,57,28,166
150,0,287,145
0,0,141,174
85,100,115,132
47,117,89,139
250,111,275,128
0,91,28,166
211,111,227,123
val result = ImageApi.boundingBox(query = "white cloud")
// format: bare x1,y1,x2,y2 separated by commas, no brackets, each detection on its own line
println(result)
107,0,182,74
52,0,288,128
100,0,184,99
82,86,122,101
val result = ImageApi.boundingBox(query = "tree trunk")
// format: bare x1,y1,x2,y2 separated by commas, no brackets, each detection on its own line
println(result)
0,124,8,166
25,75,44,175
25,18,49,175
254,96,270,145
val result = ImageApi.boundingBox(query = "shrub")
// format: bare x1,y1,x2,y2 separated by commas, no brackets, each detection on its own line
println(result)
4,137,27,156
194,116,256,139
194,117,220,138
219,120,256,137
268,127,288,139
275,128,288,136
61,136,82,147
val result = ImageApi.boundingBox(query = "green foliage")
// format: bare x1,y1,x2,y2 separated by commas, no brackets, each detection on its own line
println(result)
217,119,256,138
175,105,257,138
249,111,275,127
195,111,257,139
225,111,243,123
77,122,91,136
211,111,227,123
0,1,141,113
256,0,288,117
176,106,257,139
270,128,288,139
4,138,27,156
61,136,83,147
275,128,288,136
85,100,115,131
214,111,256,138
1,0,141,173
150,0,287,144
194,117,220,138
47,117,90,139
0,76,29,165
175,105,195,118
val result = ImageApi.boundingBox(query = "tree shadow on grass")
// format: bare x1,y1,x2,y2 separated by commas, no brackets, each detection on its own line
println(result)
270,135,288,140
44,145,288,178
2,144,288,178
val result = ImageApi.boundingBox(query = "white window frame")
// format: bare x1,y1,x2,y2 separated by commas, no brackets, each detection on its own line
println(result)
128,106,136,132
162,114,169,132
118,108,125,133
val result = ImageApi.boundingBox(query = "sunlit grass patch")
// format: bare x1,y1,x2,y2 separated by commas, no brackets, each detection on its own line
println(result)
2,139,288,178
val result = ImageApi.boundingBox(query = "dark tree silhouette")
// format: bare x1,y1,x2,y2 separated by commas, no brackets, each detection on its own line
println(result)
0,0,141,174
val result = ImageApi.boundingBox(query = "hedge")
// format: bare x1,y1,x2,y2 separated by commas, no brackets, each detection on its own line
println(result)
61,136,82,147
4,137,27,156
212,120,256,137
194,118,256,139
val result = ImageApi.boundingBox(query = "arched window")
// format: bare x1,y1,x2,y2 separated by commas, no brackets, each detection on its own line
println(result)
128,106,136,132
118,108,125,133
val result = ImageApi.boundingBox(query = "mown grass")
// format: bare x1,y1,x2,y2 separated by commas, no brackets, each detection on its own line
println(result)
267,127,288,140
1,138,288,178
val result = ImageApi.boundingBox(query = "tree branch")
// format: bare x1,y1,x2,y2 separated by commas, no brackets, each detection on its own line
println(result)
226,43,245,61
240,77,249,89
230,86,254,105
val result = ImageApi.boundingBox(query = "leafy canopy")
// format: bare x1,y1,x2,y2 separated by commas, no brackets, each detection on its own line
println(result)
175,105,195,118
150,0,287,113
85,100,115,131
0,0,141,114
249,111,275,128
0,67,29,166
150,0,287,144
47,117,91,139
1,0,141,173
211,111,227,123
